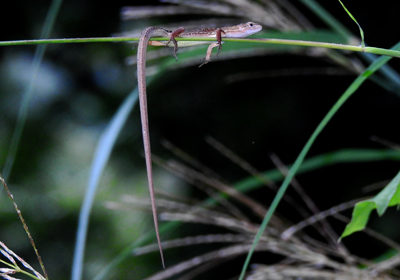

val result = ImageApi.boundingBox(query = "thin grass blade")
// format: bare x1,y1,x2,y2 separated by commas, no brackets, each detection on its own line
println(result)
1,0,63,181
71,89,138,280
337,0,365,48
300,0,400,95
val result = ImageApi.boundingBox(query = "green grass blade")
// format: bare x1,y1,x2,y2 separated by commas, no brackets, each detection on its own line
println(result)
337,0,365,48
238,41,400,280
300,0,352,39
234,149,400,193
300,0,400,96
1,0,63,181
362,52,400,94
71,89,138,280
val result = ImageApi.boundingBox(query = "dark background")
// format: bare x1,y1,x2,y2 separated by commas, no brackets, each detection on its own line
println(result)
1,0,400,279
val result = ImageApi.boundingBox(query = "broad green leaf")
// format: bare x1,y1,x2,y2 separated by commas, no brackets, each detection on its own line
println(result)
341,170,400,238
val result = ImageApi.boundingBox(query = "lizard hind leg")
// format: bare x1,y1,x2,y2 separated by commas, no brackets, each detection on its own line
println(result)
198,42,223,68
198,28,224,67
215,28,224,57
165,27,185,61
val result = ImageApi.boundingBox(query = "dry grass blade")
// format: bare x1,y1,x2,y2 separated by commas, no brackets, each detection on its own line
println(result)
109,170,399,280
0,268,18,274
158,141,251,221
133,234,252,256
0,175,47,280
204,136,274,186
205,138,400,270
162,139,224,182
0,243,17,267
124,139,400,279
151,155,273,225
247,264,396,280
281,198,366,241
205,136,321,223
4,251,44,280
0,274,19,280
160,211,260,235
121,6,222,20
268,152,352,260
142,244,271,280
371,254,400,274
205,137,353,261
0,242,46,280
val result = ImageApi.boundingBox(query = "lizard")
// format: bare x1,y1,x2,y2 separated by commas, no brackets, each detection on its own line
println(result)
136,22,262,268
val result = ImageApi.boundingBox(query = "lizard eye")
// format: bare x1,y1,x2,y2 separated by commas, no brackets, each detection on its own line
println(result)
249,23,254,27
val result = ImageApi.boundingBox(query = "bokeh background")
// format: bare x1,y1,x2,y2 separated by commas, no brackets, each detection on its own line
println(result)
1,0,400,279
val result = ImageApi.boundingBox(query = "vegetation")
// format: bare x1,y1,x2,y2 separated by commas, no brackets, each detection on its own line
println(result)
1,0,400,279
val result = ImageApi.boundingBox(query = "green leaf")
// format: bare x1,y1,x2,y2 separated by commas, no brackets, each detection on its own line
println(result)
374,171,400,215
340,170,400,239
